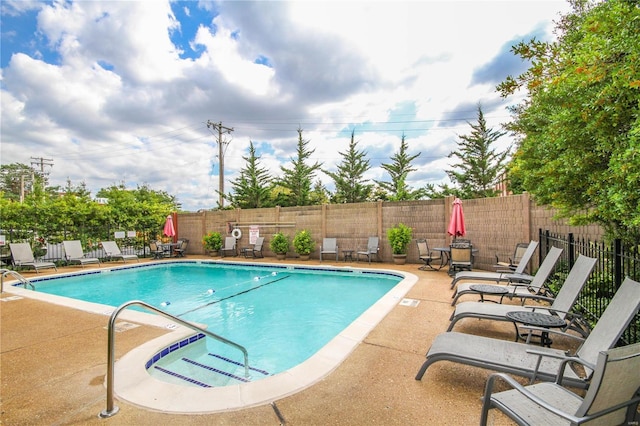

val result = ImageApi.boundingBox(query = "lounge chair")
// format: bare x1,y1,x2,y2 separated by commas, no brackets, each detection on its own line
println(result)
9,242,58,273
62,240,101,267
173,239,189,257
415,276,640,389
450,240,539,289
220,236,237,257
416,239,442,270
242,236,264,258
447,254,596,340
149,241,165,259
480,342,640,425
451,246,563,306
319,238,338,262
448,240,473,276
357,237,379,263
101,241,139,263
495,242,530,271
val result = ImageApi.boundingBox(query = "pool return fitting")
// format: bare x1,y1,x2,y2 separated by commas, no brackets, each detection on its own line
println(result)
99,300,249,418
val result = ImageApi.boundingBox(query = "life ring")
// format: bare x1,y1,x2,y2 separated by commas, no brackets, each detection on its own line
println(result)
231,228,242,239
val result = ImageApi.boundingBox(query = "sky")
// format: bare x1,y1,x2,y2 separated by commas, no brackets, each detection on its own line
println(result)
0,0,571,211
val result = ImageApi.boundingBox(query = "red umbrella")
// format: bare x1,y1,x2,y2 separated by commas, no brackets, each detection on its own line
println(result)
447,198,466,239
163,215,176,239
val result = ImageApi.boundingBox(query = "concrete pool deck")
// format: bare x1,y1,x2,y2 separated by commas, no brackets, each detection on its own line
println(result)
1,256,578,425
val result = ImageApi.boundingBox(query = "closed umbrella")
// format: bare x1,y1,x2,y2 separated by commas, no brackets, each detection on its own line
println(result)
163,215,176,239
447,198,466,239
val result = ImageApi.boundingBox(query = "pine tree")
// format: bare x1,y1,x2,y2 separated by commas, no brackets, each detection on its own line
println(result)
375,134,424,201
225,141,273,209
277,128,323,206
324,130,372,203
447,104,509,198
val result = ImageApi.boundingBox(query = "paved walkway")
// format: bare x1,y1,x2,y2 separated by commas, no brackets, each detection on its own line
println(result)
2,257,546,425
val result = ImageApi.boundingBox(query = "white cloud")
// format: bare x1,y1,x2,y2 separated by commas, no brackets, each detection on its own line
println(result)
0,0,571,211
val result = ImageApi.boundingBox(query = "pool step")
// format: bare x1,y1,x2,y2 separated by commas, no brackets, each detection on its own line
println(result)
148,341,270,388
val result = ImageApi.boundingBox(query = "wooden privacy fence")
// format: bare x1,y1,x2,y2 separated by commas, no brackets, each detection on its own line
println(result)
176,194,604,270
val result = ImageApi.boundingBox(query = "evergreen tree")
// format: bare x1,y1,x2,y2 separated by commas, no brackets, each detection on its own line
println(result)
225,141,273,209
446,104,509,198
277,128,322,206
375,134,424,201
324,130,372,203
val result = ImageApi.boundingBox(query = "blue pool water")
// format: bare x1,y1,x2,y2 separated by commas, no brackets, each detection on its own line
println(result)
26,261,401,382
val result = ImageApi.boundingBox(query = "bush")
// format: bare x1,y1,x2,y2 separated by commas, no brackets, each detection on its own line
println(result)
269,232,290,254
202,231,223,251
293,230,314,255
387,223,413,255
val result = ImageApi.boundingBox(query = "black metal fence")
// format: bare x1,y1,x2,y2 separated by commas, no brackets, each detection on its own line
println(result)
538,229,640,345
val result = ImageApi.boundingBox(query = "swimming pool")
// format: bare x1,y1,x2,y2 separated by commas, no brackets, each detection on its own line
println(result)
7,260,417,413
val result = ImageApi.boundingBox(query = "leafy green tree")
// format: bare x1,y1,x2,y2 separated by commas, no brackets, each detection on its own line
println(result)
277,128,323,206
446,104,509,199
375,134,425,200
498,0,640,241
225,141,273,209
0,163,46,201
324,130,372,203
309,179,330,205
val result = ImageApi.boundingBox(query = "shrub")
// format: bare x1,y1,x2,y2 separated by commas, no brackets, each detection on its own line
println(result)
202,231,223,251
269,232,290,254
387,223,413,255
293,230,314,255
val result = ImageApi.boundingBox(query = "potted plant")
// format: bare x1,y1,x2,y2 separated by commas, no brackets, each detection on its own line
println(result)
293,230,314,260
269,232,290,260
387,223,413,265
202,231,223,256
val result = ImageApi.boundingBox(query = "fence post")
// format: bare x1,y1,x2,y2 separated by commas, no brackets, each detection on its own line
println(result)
614,239,622,288
568,233,575,268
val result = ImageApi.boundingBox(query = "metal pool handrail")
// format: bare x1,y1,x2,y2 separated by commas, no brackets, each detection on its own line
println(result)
0,269,34,293
100,300,250,418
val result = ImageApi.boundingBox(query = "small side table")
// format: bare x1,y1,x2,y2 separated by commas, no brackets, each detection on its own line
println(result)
505,311,566,347
343,250,354,262
469,284,509,303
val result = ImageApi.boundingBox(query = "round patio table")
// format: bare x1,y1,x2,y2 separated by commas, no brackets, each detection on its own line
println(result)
469,284,509,303
505,311,566,347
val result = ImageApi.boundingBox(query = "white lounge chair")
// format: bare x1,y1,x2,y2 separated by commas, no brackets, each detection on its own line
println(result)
450,240,539,289
447,254,596,340
9,243,58,273
451,246,563,306
319,238,338,261
62,240,101,267
415,277,640,389
101,241,139,263
480,342,640,425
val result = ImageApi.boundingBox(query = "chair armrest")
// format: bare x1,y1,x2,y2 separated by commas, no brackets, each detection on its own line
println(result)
481,373,583,424
520,325,586,342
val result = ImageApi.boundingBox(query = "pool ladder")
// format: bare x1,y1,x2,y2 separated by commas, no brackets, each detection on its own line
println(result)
100,300,250,418
0,269,34,293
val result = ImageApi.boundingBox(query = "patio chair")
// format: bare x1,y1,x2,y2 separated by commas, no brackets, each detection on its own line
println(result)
416,239,442,270
450,240,539,289
173,239,189,257
9,242,58,273
319,238,338,261
448,241,473,275
242,236,264,258
480,342,640,426
220,236,237,257
495,242,530,271
447,254,596,340
62,240,101,267
415,276,640,389
101,241,139,263
357,237,379,263
149,241,164,259
451,246,563,306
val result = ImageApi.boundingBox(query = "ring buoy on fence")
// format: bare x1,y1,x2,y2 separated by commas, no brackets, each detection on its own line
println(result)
231,228,242,239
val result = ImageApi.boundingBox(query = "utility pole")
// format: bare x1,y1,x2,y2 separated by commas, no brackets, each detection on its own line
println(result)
30,156,54,185
206,120,234,208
